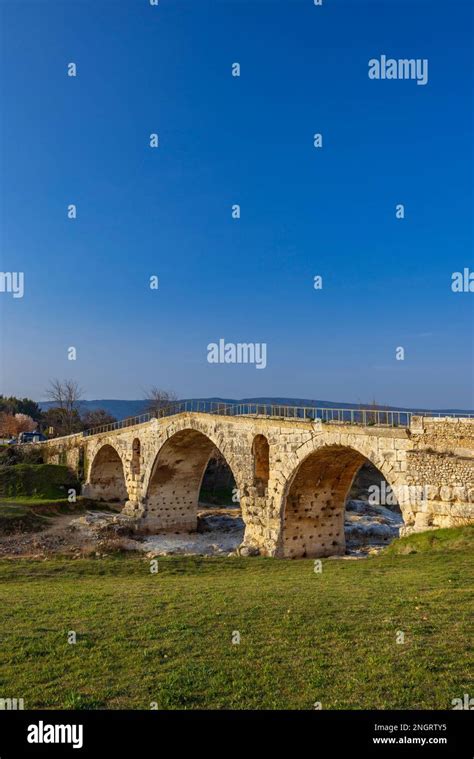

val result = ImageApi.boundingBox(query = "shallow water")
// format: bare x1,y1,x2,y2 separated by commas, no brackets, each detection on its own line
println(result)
345,499,403,556
140,510,244,556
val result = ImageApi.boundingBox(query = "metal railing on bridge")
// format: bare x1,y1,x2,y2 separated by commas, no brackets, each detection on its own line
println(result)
79,401,474,439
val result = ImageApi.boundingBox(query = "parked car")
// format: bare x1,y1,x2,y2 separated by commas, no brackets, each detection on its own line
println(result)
18,431,47,444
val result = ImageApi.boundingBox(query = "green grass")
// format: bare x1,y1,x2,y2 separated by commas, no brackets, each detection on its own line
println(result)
385,524,474,555
0,496,74,507
0,527,472,710
0,464,79,500
199,486,235,506
0,496,107,510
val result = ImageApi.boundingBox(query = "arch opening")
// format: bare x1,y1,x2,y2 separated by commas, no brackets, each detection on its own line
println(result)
252,434,269,496
281,445,402,559
145,429,239,533
199,450,236,506
89,444,128,502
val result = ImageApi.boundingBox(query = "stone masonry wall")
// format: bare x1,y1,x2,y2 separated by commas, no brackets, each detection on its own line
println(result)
36,412,474,557
404,417,474,530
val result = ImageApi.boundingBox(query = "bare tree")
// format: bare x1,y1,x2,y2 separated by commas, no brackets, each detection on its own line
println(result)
45,379,83,435
144,387,178,417
14,413,37,434
0,412,18,437
81,409,117,430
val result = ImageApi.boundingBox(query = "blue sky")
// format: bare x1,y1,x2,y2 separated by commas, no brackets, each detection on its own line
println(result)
0,0,473,408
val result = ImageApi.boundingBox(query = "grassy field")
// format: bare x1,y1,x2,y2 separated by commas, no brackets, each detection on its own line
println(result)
0,527,472,710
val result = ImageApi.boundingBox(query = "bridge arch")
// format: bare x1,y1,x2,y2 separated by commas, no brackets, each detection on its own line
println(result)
87,443,129,502
278,442,402,559
142,425,242,532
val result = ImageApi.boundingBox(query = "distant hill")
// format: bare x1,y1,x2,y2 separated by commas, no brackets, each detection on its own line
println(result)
38,397,474,421
39,399,150,420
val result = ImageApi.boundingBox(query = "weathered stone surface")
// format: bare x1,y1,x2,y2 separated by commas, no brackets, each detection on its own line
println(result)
36,413,474,558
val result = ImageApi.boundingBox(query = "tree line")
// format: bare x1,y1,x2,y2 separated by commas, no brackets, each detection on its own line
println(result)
0,382,177,439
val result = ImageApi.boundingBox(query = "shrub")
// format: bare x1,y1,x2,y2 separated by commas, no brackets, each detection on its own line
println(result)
0,446,44,466
0,464,79,499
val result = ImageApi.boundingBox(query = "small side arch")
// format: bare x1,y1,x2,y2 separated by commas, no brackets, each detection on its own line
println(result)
88,443,129,502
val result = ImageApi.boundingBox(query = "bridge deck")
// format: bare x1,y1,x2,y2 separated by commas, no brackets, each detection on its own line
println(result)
39,401,474,442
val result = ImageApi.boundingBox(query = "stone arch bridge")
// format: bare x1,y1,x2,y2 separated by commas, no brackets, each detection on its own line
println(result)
37,405,474,558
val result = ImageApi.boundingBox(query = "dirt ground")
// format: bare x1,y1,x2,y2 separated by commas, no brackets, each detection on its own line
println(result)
0,510,106,559
0,506,244,559
0,499,402,559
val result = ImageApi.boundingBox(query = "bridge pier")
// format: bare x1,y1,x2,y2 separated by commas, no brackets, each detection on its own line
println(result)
122,499,146,519
238,489,273,555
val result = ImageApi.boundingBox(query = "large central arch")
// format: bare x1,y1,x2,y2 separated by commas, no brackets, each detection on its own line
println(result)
143,428,239,531
279,444,399,558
